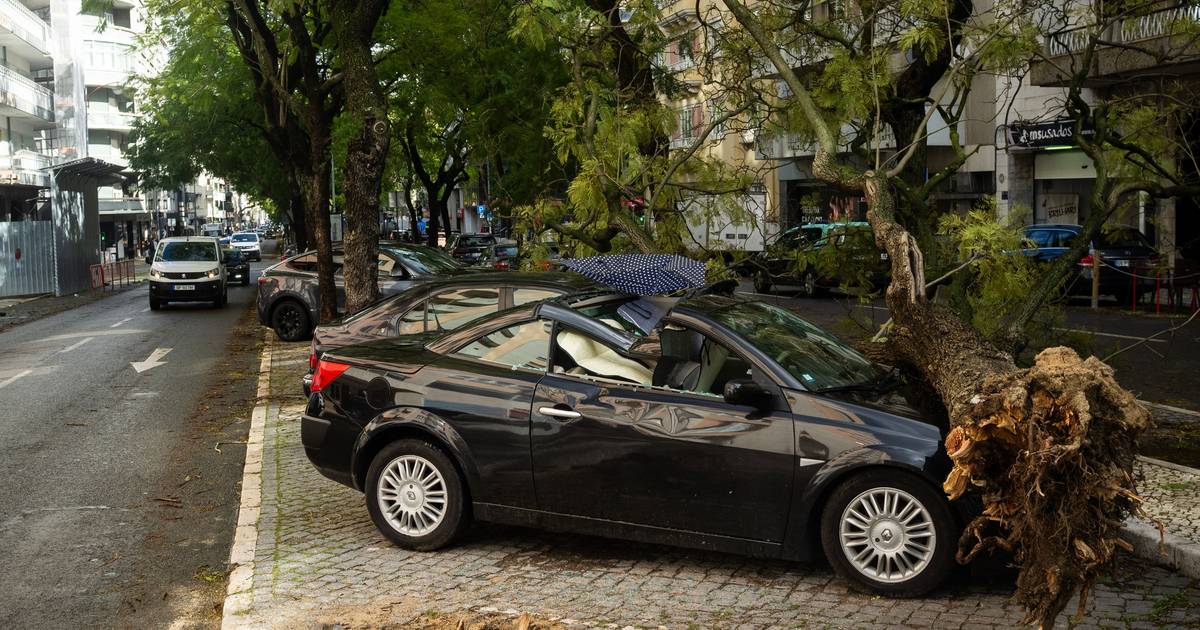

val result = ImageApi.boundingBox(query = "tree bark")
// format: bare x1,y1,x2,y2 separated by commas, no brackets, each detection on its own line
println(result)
330,0,390,314
298,122,337,324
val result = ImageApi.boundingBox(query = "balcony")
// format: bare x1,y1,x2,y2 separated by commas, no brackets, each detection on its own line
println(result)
0,149,52,187
0,0,52,58
87,144,130,167
1032,4,1200,87
88,110,138,131
0,64,54,126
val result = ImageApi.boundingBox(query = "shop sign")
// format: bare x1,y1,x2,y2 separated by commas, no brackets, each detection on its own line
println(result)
1041,193,1079,224
1008,120,1094,148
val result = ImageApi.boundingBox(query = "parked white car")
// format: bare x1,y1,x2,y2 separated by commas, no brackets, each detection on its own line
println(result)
229,232,263,261
147,236,228,310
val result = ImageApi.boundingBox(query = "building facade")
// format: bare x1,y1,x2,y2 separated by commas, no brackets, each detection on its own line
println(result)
1,0,239,263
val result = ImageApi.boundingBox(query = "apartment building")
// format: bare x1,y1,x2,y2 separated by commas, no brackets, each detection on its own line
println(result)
1,0,238,258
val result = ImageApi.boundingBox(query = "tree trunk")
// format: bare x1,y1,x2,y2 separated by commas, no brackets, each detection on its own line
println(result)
856,172,1149,629
425,202,441,247
429,195,451,246
299,118,337,324
287,190,309,251
331,0,390,314
440,200,453,243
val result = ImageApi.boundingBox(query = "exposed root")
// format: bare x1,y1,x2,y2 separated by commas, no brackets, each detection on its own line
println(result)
944,347,1150,629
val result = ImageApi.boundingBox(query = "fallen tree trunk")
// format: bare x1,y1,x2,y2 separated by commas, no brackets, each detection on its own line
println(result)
857,172,1150,628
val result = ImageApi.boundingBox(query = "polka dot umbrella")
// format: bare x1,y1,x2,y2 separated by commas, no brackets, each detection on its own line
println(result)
561,254,706,296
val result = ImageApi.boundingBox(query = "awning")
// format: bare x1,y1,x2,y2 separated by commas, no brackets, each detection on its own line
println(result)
46,157,127,185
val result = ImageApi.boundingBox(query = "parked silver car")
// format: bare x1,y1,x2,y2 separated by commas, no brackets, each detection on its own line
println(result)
256,242,466,341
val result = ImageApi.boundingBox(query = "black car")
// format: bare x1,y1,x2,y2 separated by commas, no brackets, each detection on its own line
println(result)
1021,224,1160,305
477,243,520,270
301,292,965,597
446,233,497,263
256,241,466,342
302,271,599,394
752,223,889,296
223,248,252,286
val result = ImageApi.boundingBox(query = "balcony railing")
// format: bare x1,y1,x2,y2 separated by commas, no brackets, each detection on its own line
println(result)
0,0,52,55
88,110,138,130
0,64,54,123
1046,4,1200,57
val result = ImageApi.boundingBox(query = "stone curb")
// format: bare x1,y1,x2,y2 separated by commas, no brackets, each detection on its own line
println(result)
1140,400,1200,419
1139,454,1200,476
1125,455,1200,579
1120,518,1200,580
220,341,274,629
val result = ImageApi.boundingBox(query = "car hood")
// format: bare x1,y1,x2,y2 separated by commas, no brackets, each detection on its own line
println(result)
154,261,221,273
808,383,948,440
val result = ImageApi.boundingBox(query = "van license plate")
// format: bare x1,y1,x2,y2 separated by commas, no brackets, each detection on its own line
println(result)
176,284,195,291
1115,260,1130,267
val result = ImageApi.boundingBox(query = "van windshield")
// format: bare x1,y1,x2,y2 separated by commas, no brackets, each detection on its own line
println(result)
159,242,217,262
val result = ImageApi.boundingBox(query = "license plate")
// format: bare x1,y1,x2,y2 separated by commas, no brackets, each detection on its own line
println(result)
1115,260,1130,267
880,253,889,260
175,284,195,291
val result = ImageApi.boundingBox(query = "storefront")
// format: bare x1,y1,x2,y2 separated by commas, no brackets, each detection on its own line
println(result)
1004,119,1096,225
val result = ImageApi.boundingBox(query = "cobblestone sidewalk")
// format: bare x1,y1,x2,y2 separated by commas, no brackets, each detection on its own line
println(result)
224,341,1200,629
1137,458,1200,546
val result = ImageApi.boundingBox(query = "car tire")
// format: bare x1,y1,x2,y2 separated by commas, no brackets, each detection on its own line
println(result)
820,469,957,598
242,275,251,286
149,298,162,311
365,439,469,551
753,270,772,294
214,288,227,308
270,299,311,342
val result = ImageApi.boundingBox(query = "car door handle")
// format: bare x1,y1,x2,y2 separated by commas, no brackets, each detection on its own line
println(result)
538,407,581,419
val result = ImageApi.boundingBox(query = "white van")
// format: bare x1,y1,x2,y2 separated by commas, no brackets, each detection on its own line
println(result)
147,236,228,310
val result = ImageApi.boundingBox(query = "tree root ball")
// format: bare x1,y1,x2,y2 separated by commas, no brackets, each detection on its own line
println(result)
943,347,1150,629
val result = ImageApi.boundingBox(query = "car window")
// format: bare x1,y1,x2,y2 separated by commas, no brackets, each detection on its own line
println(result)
395,304,426,335
455,320,551,370
427,288,500,332
709,300,883,391
1049,230,1079,248
1097,227,1152,249
1024,229,1054,248
513,288,561,307
387,246,462,275
158,242,217,262
287,252,345,272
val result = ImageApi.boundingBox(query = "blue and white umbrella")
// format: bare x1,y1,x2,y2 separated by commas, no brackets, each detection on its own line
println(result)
562,254,706,296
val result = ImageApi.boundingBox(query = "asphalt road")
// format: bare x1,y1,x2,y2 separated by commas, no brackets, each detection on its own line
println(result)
0,257,271,629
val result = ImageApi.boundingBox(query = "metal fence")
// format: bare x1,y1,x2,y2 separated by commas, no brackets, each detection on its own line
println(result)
0,220,57,297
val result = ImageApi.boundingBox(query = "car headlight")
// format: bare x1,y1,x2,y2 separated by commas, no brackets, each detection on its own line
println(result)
150,269,163,279
207,268,221,279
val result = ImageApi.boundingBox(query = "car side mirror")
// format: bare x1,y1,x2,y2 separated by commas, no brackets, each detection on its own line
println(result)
723,378,772,409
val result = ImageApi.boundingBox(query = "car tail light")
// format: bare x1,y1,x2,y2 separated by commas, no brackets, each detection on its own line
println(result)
308,340,318,370
494,260,510,270
310,359,350,393
1078,254,1094,267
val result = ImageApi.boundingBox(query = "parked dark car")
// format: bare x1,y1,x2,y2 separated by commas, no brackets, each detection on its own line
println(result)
302,271,599,394
477,242,520,270
301,292,967,597
257,242,466,342
752,222,889,296
223,248,251,286
1021,224,1159,305
446,233,497,263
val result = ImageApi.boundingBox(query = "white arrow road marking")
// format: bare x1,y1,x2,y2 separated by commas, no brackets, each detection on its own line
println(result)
58,337,94,354
110,317,133,328
131,348,173,373
140,307,150,313
0,370,32,389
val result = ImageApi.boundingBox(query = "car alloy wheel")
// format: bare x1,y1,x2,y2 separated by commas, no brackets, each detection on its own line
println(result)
376,455,448,536
820,469,956,597
838,487,935,584
365,439,468,550
801,272,817,297
271,301,310,342
753,270,772,294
